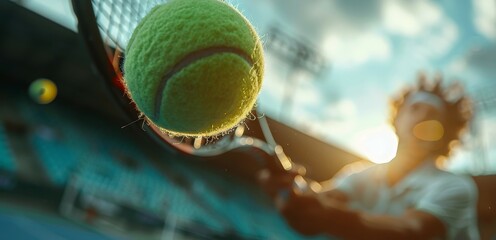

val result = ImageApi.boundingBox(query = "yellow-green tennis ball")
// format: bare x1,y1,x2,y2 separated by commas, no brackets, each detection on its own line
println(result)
29,78,57,104
124,0,264,137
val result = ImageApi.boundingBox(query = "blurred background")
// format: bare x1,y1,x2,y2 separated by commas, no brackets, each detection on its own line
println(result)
1,0,495,239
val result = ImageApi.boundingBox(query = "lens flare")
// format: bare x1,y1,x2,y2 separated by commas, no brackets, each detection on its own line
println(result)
356,125,398,164
413,120,444,141
29,78,57,104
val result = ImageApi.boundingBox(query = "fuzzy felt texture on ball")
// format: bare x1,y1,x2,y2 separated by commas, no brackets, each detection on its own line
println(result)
123,0,264,137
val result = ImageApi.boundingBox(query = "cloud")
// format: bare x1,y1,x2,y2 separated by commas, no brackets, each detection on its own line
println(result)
288,97,359,138
324,99,358,120
382,0,442,36
465,45,496,77
382,0,459,59
473,0,496,40
268,0,382,39
322,32,391,67
284,0,391,67
234,0,390,67
448,44,496,83
423,20,459,57
236,0,459,68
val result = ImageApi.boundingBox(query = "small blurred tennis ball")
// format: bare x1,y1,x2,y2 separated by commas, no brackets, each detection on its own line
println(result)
29,78,57,104
124,0,264,137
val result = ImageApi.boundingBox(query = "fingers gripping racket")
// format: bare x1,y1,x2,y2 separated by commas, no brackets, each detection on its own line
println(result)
71,0,314,198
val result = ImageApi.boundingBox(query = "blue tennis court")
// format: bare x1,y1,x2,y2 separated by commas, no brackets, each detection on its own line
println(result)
0,210,123,240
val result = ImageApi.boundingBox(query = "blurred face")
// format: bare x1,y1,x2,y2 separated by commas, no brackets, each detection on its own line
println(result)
394,91,447,157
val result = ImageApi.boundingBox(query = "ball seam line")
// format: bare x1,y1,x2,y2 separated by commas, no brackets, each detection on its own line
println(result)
153,46,254,119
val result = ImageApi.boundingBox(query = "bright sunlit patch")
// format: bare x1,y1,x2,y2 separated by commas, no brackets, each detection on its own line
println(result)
413,120,444,141
29,78,57,104
356,125,398,164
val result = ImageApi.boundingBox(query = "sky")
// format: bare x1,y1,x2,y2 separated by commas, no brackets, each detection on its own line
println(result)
230,0,496,172
22,0,496,173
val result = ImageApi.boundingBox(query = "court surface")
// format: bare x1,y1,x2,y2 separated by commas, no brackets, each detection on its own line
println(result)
0,207,123,240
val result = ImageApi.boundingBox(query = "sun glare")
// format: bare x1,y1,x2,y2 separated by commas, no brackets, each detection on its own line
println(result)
356,125,398,164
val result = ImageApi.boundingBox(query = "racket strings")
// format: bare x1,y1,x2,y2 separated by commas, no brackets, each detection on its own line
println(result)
91,0,163,50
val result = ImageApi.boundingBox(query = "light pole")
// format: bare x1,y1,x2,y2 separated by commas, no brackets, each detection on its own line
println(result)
264,26,329,120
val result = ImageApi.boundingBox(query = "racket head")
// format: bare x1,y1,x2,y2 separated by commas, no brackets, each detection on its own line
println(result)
71,0,315,216
71,0,251,156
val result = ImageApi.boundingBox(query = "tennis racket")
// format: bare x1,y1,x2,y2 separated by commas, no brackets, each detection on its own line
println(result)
71,0,315,194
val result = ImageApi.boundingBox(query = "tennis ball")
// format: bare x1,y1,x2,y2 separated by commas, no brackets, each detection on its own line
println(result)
124,0,264,137
29,78,57,104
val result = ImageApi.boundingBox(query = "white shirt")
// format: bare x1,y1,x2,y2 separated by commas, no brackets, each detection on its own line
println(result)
335,161,479,240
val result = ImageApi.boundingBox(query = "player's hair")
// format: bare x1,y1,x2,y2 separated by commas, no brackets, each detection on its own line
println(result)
389,72,473,157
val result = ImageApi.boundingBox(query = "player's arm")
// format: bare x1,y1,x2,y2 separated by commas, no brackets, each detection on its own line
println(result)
281,191,446,239
258,169,446,239
354,209,446,239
